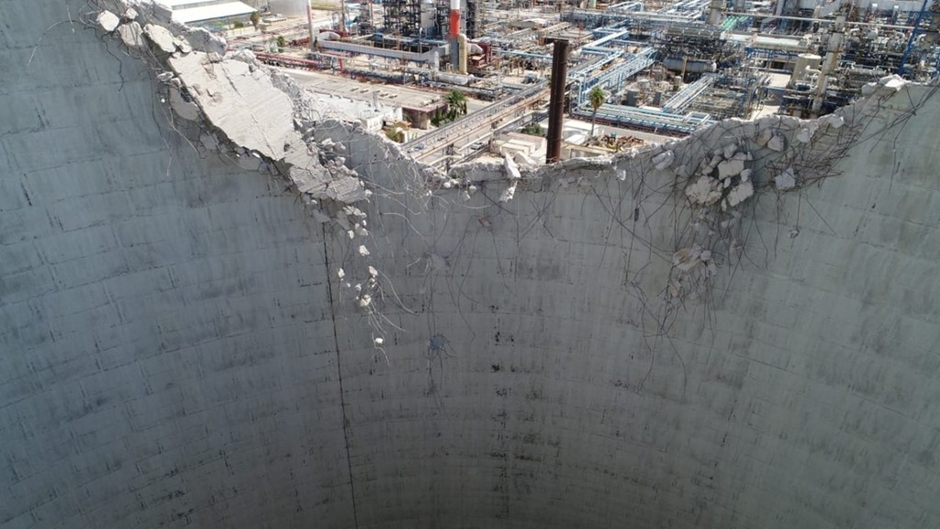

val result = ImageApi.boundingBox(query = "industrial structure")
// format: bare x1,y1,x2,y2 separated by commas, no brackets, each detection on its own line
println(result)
219,0,940,168
4,1,940,529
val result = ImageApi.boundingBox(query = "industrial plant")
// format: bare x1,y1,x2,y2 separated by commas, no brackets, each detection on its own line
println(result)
4,1,940,528
167,0,940,168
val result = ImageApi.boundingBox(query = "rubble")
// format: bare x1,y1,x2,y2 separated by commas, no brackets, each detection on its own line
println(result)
144,24,176,54
717,159,745,180
775,168,797,190
726,180,754,207
117,22,144,48
685,176,722,206
97,10,120,32
767,135,785,152
504,154,521,180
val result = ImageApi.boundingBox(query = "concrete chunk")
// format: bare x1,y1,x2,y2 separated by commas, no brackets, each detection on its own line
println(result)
727,180,754,206
685,176,722,206
97,10,120,32
145,24,177,54
775,168,797,190
717,159,745,180
118,22,144,48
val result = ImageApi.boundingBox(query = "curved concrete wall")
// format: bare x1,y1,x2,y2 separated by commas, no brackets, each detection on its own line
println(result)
3,2,940,529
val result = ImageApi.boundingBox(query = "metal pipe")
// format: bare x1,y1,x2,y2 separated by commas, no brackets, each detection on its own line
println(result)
812,9,847,115
734,12,924,28
546,39,569,164
307,3,316,53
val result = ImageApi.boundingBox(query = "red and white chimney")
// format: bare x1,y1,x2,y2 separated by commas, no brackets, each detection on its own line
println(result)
449,0,460,39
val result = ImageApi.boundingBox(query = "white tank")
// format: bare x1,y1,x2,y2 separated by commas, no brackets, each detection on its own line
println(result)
790,53,822,87
268,0,308,17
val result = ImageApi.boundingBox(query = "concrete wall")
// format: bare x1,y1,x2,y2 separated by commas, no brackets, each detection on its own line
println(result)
0,3,353,528
3,2,940,529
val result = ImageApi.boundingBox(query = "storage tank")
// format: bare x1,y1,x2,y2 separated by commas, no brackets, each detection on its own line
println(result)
789,53,822,87
269,0,308,17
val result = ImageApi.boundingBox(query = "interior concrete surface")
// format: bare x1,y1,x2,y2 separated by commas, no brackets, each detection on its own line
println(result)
2,1,940,528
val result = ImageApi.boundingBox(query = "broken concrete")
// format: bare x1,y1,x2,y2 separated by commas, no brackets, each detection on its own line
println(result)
144,23,176,54
96,10,120,32
117,21,144,48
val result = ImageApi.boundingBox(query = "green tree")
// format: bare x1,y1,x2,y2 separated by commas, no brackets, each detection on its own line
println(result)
588,86,606,138
521,123,544,136
276,35,287,49
250,10,261,30
444,90,468,121
385,129,405,143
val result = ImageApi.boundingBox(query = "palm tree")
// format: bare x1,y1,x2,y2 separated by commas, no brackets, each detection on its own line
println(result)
250,10,261,30
444,90,468,121
588,86,606,138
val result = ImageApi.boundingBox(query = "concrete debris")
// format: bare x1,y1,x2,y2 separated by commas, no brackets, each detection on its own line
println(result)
175,37,192,54
500,183,517,203
767,135,785,152
156,71,174,82
148,1,174,22
123,7,138,21
169,87,199,121
727,180,754,207
652,150,674,170
723,143,737,159
514,152,536,167
368,266,378,278
740,169,752,182
756,128,772,146
504,155,521,180
374,337,384,345
144,24,176,54
170,53,294,157
879,74,907,91
181,27,227,55
357,294,372,308
823,113,845,129
337,268,345,279
775,168,797,190
685,176,722,206
97,10,120,32
358,245,370,257
717,159,745,180
796,126,816,143
117,22,145,48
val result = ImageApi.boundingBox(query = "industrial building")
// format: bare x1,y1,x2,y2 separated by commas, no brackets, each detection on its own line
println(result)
4,1,940,529
162,0,257,26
